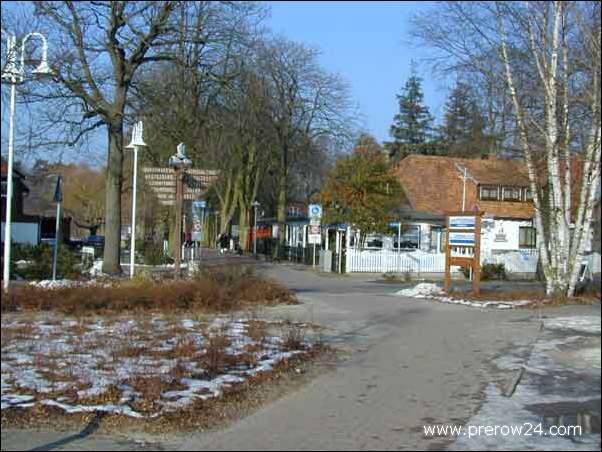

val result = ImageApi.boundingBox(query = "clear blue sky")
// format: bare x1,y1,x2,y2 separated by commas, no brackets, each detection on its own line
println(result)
266,0,450,144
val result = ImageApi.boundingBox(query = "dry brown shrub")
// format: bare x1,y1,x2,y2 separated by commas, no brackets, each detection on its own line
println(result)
5,267,296,315
281,322,306,351
246,320,268,343
173,337,199,359
200,334,231,374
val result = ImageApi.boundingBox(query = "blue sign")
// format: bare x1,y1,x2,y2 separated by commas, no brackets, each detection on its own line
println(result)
449,216,476,230
309,204,322,219
449,232,476,246
193,200,206,209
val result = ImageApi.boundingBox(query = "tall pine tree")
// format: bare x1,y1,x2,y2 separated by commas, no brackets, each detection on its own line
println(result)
386,69,439,161
439,82,492,159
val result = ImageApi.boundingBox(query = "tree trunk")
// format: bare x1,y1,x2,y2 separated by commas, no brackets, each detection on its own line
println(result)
277,143,289,249
102,120,124,274
238,205,250,251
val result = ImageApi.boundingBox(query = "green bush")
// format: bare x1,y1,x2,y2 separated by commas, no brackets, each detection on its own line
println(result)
481,263,507,281
12,243,80,280
461,263,507,281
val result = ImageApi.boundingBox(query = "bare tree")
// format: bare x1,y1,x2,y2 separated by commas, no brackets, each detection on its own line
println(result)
258,37,356,246
412,1,601,297
21,1,182,274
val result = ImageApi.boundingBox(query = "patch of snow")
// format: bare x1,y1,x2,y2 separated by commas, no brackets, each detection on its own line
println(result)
28,279,108,290
1,316,315,418
395,284,535,310
544,316,601,335
395,283,444,298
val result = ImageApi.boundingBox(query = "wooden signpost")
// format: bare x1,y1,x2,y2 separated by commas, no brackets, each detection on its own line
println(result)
142,167,219,206
444,212,483,295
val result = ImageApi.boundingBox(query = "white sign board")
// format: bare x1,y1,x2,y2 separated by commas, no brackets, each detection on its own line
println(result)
308,224,321,244
449,216,476,230
308,204,322,244
449,232,476,246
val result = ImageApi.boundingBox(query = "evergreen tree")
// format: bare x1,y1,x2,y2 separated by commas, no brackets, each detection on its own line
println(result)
387,69,438,161
439,82,492,158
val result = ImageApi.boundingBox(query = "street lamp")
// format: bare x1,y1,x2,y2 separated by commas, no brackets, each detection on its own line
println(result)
252,201,261,257
168,143,192,278
125,121,147,279
2,30,52,290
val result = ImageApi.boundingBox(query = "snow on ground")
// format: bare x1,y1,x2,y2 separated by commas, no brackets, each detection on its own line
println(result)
396,283,444,298
28,279,108,290
394,283,534,309
1,316,315,418
544,316,601,335
454,320,601,450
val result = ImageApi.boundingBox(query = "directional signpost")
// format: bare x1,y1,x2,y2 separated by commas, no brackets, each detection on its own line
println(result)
308,204,322,269
445,213,482,295
142,167,219,206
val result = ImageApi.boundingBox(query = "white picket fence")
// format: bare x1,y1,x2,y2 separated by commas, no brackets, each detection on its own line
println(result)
345,248,601,276
345,250,447,273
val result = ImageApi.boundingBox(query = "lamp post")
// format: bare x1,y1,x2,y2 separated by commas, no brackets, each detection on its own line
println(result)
168,143,192,279
2,30,52,291
252,201,260,257
125,121,147,279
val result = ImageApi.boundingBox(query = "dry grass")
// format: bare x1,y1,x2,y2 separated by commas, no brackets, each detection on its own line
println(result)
281,322,306,351
246,320,268,343
3,266,297,315
449,287,600,307
200,334,231,374
1,344,335,434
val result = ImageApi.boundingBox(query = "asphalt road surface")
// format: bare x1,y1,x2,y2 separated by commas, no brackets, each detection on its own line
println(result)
2,258,600,451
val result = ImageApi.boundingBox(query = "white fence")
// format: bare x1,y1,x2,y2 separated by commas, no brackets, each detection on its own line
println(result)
345,248,602,276
345,250,446,273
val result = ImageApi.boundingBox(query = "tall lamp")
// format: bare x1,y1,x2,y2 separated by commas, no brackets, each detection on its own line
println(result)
125,121,147,279
2,30,52,290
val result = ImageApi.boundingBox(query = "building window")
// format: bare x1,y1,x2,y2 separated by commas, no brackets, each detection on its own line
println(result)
479,185,499,201
430,227,443,252
519,226,537,248
502,186,522,201
365,237,384,249
523,187,534,202
394,225,420,250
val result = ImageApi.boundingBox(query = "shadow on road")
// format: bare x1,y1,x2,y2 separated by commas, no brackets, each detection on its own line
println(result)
28,412,105,452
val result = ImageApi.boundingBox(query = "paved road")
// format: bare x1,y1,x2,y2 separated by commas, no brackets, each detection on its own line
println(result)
2,260,599,451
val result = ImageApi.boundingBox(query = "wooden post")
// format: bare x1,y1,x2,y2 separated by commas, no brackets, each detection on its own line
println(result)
444,216,451,293
473,214,481,295
174,167,183,279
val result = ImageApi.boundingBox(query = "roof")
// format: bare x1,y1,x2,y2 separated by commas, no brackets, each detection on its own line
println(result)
396,155,535,220
1,161,26,179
